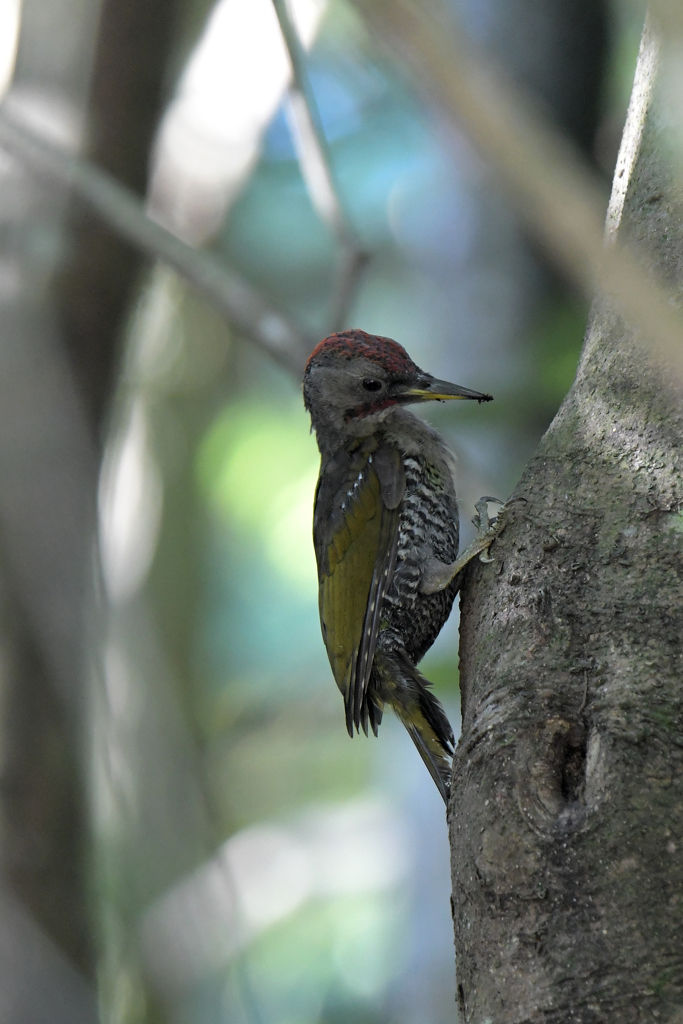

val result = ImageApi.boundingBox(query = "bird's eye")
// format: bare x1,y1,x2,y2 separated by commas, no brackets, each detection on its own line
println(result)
362,378,383,392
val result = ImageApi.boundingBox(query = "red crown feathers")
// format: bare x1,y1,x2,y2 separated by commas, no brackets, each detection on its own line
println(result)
305,330,419,378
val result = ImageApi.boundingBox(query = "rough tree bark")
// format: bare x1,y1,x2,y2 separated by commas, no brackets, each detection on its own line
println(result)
451,26,683,1024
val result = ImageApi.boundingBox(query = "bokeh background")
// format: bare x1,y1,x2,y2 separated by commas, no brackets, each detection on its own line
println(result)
0,0,654,1021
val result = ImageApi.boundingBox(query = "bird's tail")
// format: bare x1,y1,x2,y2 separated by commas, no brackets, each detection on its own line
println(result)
372,650,454,803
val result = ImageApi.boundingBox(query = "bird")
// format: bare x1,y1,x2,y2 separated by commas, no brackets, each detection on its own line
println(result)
304,328,503,803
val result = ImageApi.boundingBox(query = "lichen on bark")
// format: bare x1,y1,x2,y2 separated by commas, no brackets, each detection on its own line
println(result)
451,27,683,1024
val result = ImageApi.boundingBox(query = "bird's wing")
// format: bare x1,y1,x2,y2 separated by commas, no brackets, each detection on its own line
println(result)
314,442,405,736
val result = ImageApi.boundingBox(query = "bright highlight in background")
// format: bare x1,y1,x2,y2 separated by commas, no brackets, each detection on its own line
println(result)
140,798,408,993
0,0,22,99
98,400,163,604
148,0,327,243
197,401,320,588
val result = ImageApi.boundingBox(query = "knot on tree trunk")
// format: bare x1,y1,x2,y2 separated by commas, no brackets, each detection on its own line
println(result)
515,715,588,834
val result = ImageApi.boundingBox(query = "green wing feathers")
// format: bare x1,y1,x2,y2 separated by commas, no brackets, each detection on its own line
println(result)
314,443,453,803
317,453,399,737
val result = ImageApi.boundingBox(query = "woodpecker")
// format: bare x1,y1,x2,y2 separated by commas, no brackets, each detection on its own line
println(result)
304,329,502,803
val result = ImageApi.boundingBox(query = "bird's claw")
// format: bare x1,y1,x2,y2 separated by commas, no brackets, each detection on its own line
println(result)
469,496,526,568
472,495,504,533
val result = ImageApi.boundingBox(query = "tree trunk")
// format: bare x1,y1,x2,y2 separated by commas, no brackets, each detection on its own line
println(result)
57,0,181,434
451,25,683,1023
0,0,180,991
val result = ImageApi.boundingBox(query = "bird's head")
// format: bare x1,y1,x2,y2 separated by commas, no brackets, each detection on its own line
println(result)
303,329,492,444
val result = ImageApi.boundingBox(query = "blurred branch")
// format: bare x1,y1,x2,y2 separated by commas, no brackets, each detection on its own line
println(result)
350,0,683,383
272,0,369,331
0,107,314,377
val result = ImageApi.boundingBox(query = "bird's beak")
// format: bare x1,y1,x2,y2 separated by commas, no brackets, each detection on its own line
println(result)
402,375,493,404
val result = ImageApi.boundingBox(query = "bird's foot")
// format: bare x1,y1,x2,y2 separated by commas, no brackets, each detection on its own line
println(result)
470,495,527,562
419,496,524,594
447,495,507,573
470,495,506,563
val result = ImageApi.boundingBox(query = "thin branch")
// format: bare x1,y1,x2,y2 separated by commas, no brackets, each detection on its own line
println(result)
272,0,369,331
350,0,683,384
0,106,314,377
